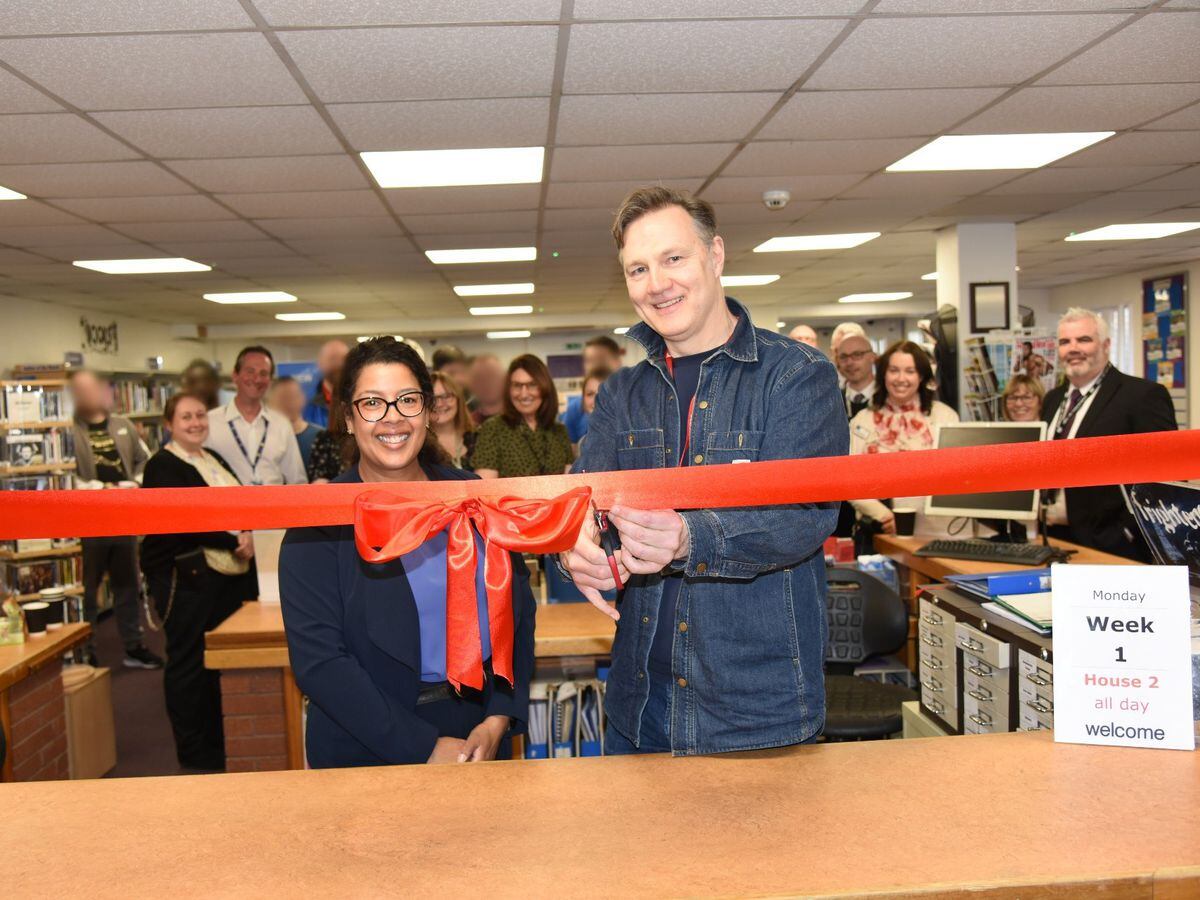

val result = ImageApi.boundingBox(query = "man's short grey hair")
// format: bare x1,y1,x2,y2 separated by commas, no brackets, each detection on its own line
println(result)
830,321,867,351
1058,307,1109,342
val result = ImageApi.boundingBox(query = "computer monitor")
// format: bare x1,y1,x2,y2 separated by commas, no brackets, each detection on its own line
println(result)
925,422,1048,521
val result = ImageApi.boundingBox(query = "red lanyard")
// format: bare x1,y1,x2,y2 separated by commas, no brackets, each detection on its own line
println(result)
664,353,697,468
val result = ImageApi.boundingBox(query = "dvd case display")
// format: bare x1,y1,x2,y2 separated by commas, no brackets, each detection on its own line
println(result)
1,382,73,423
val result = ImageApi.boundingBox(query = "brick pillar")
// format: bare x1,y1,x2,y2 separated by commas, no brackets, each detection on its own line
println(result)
7,660,69,782
221,668,289,772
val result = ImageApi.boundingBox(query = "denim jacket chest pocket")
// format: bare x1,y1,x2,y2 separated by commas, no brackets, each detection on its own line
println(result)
703,430,765,465
616,427,666,470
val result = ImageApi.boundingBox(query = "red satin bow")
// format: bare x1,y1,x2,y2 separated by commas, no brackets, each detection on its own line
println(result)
354,486,593,692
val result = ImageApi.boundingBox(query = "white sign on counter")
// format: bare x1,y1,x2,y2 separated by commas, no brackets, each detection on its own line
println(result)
1052,564,1195,751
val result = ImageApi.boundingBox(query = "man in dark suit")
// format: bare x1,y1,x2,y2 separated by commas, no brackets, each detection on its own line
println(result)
1042,307,1177,561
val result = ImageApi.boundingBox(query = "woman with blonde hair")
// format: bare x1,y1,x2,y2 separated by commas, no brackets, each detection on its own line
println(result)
1002,372,1045,422
429,370,477,470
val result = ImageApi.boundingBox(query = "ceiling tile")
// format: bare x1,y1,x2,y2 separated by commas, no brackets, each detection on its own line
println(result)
1057,189,1200,214
278,26,559,103
255,0,562,26
556,92,777,145
1143,100,1200,131
255,216,405,240
0,224,139,246
329,98,550,151
541,207,612,230
1134,165,1200,191
564,19,848,93
402,210,540,235
163,156,369,193
415,231,537,251
546,179,702,207
384,184,542,215
932,194,1097,217
155,240,299,260
724,138,924,176
114,220,267,243
0,69,61,113
0,161,193,198
0,1,253,33
53,195,234,223
550,143,733,182
987,165,1182,195
0,200,84,227
575,0,864,15
1040,12,1200,85
710,200,822,224
217,190,388,219
93,107,341,158
843,171,1014,199
761,88,1004,140
954,84,1200,133
1054,130,1200,166
0,33,307,110
874,0,1152,9
807,15,1125,89
0,114,137,163
700,173,865,203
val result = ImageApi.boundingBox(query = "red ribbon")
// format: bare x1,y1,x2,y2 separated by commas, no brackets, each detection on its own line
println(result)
354,487,592,692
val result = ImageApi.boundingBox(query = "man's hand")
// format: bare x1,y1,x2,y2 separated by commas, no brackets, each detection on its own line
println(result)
234,532,255,560
876,511,896,535
427,736,468,764
607,506,689,575
459,715,510,762
560,513,627,621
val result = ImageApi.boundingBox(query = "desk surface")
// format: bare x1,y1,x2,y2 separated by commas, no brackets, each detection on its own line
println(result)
0,622,89,692
2,731,1197,898
205,600,615,669
876,533,1137,581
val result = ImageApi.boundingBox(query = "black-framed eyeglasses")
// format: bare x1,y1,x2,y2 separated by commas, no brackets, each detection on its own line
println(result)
837,350,872,363
431,393,455,409
352,392,428,421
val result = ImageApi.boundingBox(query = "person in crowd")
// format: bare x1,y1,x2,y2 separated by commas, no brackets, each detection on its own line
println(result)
467,353,506,427
1042,307,1176,560
68,370,161,670
848,341,959,536
269,376,322,470
573,366,613,455
141,393,257,772
561,186,846,756
181,359,221,410
432,345,471,396
302,339,349,429
205,345,307,486
1002,372,1045,422
788,324,819,349
561,336,623,444
836,334,877,419
472,355,574,479
306,391,351,484
279,338,536,768
429,371,477,470
830,321,867,360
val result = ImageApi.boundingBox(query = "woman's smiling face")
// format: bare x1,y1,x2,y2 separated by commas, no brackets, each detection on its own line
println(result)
347,362,428,481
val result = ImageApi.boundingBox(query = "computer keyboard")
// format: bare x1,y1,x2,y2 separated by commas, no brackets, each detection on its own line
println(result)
914,538,1059,565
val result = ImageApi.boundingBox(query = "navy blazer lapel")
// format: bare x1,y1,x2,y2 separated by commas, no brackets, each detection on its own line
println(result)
361,550,423,667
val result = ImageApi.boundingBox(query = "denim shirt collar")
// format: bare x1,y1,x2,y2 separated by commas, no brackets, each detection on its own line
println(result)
628,296,758,369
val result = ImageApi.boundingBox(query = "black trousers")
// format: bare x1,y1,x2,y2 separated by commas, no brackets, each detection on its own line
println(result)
82,535,143,652
147,567,243,770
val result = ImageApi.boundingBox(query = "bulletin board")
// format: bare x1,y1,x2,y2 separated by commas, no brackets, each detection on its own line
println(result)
1142,273,1187,390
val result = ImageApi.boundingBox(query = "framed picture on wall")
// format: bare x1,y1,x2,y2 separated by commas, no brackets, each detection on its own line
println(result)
969,282,1010,332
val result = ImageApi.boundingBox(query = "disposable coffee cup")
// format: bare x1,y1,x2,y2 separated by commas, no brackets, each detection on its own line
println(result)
893,507,917,537
38,587,65,630
21,601,50,637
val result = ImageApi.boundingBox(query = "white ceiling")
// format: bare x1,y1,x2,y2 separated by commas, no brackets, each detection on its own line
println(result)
0,0,1197,339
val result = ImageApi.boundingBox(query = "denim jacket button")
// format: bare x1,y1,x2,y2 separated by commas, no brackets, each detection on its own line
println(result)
678,622,688,633
641,615,649,624
677,677,688,688
637,671,645,680
693,453,704,464
698,400,709,410
696,562,708,575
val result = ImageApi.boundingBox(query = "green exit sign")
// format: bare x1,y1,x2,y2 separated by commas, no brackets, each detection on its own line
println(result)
565,342,582,350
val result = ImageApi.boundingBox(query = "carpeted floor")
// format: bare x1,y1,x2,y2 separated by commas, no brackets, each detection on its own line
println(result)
90,609,185,778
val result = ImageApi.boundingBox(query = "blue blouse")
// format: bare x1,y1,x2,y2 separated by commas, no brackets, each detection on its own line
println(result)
402,527,493,683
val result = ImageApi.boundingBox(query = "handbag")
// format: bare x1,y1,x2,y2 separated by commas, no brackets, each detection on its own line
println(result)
144,547,208,631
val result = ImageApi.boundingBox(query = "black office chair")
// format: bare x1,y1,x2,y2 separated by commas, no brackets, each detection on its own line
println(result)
822,565,918,740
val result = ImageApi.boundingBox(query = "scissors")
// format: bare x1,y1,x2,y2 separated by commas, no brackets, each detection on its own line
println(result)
591,500,624,593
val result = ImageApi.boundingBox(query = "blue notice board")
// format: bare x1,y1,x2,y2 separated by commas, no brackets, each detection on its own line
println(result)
1141,273,1187,390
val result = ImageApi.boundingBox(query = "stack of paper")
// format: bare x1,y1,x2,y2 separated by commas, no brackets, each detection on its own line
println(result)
983,591,1053,634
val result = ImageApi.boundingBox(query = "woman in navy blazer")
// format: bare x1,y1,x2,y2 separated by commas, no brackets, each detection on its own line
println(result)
280,338,536,768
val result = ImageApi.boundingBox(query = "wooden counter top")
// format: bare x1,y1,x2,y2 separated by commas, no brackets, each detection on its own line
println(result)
205,601,615,670
0,622,89,692
875,533,1137,581
2,730,1197,898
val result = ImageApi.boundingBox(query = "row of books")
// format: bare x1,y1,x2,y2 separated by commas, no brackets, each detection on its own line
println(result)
1,384,72,424
112,379,176,416
1,429,75,469
0,472,75,490
526,679,605,759
2,557,82,598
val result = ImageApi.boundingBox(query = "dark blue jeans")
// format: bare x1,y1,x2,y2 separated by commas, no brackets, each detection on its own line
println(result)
605,670,673,755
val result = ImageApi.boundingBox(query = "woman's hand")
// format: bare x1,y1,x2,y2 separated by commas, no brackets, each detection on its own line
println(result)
459,716,510,762
427,736,468,764
234,532,255,560
876,511,896,535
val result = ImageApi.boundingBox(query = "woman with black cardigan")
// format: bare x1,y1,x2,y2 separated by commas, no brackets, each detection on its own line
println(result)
141,392,258,771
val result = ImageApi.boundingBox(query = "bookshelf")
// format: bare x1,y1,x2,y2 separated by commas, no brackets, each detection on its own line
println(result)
103,370,180,452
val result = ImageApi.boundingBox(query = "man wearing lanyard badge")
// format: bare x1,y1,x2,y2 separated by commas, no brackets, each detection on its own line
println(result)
561,186,847,756
205,346,307,487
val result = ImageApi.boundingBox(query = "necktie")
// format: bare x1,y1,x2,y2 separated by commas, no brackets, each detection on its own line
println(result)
1054,388,1084,440
849,393,868,418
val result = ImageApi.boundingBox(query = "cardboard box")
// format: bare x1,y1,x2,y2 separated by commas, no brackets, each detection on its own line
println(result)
62,665,117,780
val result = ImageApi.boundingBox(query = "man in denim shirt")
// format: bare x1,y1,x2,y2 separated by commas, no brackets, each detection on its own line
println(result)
562,186,847,755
